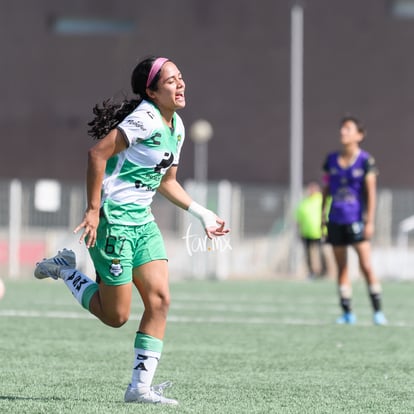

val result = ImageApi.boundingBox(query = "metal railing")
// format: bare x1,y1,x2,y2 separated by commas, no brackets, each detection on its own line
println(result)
1,178,413,279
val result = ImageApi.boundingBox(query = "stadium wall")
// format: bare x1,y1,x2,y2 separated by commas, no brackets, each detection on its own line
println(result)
0,0,414,188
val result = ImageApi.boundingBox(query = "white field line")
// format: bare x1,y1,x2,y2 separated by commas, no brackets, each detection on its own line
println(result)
10,299,382,317
170,294,337,304
0,308,412,328
27,295,339,307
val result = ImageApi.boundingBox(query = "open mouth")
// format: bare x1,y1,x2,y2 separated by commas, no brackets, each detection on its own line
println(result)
175,93,185,102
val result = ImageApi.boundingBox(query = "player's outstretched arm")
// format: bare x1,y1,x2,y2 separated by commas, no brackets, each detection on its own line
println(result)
158,167,230,239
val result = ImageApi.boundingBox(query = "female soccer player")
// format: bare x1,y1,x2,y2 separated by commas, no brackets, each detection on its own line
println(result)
34,56,229,405
321,115,387,325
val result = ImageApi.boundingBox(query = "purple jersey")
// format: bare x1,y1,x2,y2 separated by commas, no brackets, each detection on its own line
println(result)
322,150,377,224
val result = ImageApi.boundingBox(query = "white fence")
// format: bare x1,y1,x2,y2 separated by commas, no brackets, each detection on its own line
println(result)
0,179,413,280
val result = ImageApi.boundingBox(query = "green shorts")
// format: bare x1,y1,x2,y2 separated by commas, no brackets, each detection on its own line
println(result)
89,216,168,286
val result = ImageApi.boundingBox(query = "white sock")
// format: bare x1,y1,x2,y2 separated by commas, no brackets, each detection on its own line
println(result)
60,268,97,309
130,348,161,392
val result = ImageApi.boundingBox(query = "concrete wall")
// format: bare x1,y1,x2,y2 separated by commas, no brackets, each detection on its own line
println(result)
1,0,413,188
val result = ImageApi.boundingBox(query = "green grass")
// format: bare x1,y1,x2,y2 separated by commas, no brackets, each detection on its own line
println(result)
1,278,414,413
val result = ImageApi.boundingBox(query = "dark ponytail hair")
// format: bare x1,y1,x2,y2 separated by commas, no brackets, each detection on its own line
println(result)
88,56,162,140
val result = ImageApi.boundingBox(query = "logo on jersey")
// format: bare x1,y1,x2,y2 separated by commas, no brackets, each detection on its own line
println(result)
352,168,364,178
154,152,174,173
126,119,147,131
176,134,182,151
149,132,161,146
135,179,156,192
109,259,123,277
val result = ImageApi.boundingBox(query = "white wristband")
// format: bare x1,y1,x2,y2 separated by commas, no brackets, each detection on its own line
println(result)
188,201,218,229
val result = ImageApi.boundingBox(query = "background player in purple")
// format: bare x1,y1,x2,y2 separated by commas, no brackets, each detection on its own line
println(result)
321,115,387,325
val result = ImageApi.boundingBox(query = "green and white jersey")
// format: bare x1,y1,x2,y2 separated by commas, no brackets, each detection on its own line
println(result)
101,100,185,225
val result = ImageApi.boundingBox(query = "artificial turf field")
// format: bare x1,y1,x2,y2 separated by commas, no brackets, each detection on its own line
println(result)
1,277,414,414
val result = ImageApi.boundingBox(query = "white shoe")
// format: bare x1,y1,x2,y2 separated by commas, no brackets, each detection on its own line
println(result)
151,381,173,394
34,249,76,280
124,382,178,405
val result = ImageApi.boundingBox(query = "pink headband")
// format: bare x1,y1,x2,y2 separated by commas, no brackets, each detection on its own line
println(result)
146,57,169,88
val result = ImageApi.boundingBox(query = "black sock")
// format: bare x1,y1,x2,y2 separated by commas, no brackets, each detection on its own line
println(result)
369,293,382,312
340,297,352,313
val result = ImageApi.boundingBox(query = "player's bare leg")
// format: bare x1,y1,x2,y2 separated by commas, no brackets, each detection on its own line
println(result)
88,282,133,327
332,246,356,324
353,241,387,325
124,260,177,405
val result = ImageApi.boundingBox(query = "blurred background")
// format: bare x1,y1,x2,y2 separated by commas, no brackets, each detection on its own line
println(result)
1,0,414,280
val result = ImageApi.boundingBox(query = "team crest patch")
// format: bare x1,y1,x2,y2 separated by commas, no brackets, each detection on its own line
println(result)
109,259,123,277
352,168,364,178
